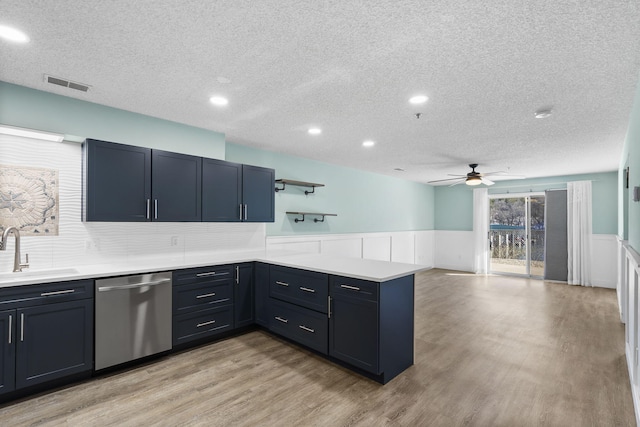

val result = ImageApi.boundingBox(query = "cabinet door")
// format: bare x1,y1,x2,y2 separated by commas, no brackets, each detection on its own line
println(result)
0,310,15,395
254,263,270,327
15,299,93,389
84,139,151,221
329,294,379,374
202,158,242,222
234,264,254,328
152,150,202,222
242,165,275,222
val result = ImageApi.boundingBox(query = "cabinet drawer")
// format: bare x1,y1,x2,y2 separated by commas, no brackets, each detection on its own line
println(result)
173,265,234,286
269,298,328,354
0,280,93,310
330,276,378,301
173,305,233,345
173,280,232,313
270,266,328,313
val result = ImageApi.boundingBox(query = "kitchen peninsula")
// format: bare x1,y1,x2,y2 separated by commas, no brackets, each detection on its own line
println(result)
0,251,427,402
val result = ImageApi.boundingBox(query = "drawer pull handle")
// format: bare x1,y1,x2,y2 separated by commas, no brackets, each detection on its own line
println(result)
196,271,229,277
196,292,216,299
197,320,216,328
340,284,361,291
7,314,12,344
276,281,289,287
299,287,315,293
40,289,75,297
299,325,315,333
275,316,289,324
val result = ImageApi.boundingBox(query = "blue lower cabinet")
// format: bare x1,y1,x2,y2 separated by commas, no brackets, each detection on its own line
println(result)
329,274,414,384
173,305,234,345
269,298,328,355
0,280,94,397
329,292,379,374
254,263,270,327
234,264,254,328
0,310,15,395
15,300,93,390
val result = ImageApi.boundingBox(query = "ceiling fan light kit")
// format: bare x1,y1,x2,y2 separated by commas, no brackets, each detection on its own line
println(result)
465,176,482,186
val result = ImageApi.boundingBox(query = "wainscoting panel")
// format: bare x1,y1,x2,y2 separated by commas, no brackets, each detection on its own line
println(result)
620,241,640,425
433,230,475,272
362,236,391,261
266,231,435,267
591,234,618,289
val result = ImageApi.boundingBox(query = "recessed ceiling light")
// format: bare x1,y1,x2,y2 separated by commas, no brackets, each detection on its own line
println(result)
209,96,229,106
409,95,428,105
308,128,322,135
534,108,552,119
362,140,375,148
0,25,29,43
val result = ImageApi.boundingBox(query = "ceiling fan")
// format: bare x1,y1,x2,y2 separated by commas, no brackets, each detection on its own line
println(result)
428,163,522,187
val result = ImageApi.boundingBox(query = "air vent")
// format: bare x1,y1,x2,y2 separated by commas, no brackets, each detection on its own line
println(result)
44,74,91,92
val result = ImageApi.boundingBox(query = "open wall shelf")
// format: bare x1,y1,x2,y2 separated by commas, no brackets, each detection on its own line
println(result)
275,179,324,195
286,211,337,223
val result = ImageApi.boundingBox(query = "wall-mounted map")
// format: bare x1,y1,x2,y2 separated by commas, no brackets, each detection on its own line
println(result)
0,165,59,236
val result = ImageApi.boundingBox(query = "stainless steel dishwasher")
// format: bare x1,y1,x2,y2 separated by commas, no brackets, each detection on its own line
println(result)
95,272,172,370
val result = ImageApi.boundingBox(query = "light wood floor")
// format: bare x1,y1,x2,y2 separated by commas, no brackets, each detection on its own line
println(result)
0,269,635,426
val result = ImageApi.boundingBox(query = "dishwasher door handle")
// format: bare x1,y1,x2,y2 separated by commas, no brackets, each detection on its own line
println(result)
98,278,171,292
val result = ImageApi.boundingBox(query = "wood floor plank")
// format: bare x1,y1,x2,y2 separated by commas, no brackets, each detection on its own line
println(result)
0,269,635,426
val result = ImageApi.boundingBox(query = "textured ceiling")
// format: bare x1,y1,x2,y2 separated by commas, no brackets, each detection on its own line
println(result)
1,0,640,184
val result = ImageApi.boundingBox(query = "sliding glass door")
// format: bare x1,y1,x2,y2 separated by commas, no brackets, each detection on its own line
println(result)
489,194,545,277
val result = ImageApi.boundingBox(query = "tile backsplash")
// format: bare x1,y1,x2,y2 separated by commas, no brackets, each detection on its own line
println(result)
0,134,265,272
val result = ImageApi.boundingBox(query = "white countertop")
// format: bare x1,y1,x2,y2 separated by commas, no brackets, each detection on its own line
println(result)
0,250,430,288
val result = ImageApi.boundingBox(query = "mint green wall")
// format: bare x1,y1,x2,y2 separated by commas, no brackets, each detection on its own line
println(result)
226,143,435,236
620,72,640,251
434,171,619,234
434,184,474,231
0,81,225,158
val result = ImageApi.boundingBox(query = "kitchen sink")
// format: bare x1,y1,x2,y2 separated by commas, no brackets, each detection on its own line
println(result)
0,267,79,281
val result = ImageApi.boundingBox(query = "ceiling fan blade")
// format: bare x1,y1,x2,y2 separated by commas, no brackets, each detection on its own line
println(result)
481,177,495,186
448,179,466,187
446,174,467,177
482,171,526,179
427,177,465,184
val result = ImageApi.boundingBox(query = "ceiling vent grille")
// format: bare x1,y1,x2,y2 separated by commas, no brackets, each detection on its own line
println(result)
44,74,91,92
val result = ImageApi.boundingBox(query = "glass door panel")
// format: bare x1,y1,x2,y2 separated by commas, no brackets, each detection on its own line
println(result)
529,196,545,277
489,195,545,277
489,197,527,275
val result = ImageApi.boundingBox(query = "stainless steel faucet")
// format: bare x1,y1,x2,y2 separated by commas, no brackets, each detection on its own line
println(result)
0,226,29,272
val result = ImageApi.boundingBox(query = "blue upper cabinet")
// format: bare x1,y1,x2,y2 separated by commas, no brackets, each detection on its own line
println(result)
85,139,273,223
241,164,275,222
151,150,202,222
202,159,274,222
84,139,151,221
202,158,242,221
84,139,201,222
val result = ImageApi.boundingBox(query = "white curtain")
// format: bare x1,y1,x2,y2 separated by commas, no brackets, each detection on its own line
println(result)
567,181,592,286
473,188,489,274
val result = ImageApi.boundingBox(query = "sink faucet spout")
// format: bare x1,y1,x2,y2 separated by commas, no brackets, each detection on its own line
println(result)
0,226,29,272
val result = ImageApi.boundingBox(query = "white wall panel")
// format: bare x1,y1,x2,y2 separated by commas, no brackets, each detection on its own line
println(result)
415,230,435,268
591,234,618,288
434,230,475,272
362,236,391,261
321,238,362,259
390,232,415,264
